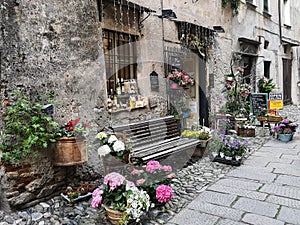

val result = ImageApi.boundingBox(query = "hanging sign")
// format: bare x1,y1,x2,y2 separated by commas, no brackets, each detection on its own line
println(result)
150,71,159,91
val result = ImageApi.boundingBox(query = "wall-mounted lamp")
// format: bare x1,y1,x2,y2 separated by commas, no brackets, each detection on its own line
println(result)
213,26,225,33
159,9,177,19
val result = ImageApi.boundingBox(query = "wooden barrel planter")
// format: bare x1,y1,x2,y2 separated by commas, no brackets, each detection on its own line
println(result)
53,137,88,166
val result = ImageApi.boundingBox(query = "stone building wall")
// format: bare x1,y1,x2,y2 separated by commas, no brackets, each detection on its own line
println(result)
0,0,106,208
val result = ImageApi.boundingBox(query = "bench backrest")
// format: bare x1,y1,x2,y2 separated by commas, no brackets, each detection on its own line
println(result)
112,116,181,149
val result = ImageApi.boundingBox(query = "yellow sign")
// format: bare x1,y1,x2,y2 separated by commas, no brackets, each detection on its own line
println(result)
269,100,283,110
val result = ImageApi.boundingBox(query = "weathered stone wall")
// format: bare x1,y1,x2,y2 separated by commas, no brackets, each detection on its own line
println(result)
0,0,106,208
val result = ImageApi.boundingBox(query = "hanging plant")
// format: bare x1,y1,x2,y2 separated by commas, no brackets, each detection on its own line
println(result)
222,0,241,15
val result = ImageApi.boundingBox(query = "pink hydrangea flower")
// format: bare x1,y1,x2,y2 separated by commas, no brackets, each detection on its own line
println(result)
130,169,144,175
156,184,173,203
146,160,161,173
136,178,146,185
104,172,125,191
91,188,103,208
161,165,172,172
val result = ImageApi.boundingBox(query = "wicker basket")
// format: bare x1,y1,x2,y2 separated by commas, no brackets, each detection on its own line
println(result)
53,137,88,166
103,205,125,225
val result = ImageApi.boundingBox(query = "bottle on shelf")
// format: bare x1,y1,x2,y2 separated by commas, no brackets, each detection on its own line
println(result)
116,82,121,95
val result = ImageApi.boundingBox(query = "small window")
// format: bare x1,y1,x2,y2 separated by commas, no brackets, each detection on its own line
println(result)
264,40,269,49
264,61,271,79
103,30,138,96
263,0,269,12
283,0,291,26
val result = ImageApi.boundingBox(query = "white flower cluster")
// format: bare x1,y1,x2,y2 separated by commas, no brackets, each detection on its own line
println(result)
125,189,150,223
96,133,126,157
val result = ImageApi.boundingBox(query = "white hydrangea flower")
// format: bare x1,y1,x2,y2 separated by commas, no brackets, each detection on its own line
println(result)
97,145,111,157
108,135,118,144
113,140,125,152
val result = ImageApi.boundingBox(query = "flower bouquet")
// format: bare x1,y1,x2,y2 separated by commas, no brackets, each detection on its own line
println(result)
128,160,175,205
167,70,194,88
91,172,150,225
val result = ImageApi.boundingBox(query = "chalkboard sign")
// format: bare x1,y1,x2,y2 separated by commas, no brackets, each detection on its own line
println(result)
250,93,268,116
150,71,159,91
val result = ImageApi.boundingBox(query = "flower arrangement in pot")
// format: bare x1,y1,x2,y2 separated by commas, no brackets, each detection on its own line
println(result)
96,132,130,162
167,69,194,88
53,118,90,166
257,76,276,93
127,160,175,206
91,172,151,225
274,119,298,142
211,133,249,166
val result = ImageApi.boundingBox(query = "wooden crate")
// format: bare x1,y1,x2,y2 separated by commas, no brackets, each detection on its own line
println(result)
237,127,255,137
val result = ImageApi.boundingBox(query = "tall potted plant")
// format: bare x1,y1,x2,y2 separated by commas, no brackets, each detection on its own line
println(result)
0,90,59,164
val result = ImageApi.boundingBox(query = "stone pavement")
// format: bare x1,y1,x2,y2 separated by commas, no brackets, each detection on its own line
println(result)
167,134,300,225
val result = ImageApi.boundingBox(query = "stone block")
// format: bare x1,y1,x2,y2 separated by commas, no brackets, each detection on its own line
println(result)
188,200,244,221
195,190,237,206
227,168,276,182
215,178,262,191
242,213,284,225
216,218,246,225
277,206,300,224
273,167,300,177
260,183,300,200
233,197,279,217
169,208,219,225
275,175,300,188
208,184,267,201
266,195,300,209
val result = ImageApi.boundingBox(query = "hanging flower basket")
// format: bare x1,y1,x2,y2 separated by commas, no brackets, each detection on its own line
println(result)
53,137,88,166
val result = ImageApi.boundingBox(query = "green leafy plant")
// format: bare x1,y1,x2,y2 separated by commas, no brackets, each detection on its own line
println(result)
0,90,60,163
257,77,276,93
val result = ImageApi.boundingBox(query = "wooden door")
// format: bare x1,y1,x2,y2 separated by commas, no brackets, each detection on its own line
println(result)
282,59,292,104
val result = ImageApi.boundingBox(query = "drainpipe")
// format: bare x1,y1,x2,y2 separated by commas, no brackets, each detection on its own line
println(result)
278,0,282,44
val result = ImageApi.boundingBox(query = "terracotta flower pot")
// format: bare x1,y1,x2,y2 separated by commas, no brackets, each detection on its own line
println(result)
53,137,88,166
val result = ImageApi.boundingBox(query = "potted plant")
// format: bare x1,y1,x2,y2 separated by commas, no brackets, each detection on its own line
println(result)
274,119,298,142
96,132,131,174
127,160,175,206
0,90,60,163
167,70,194,89
91,172,151,225
211,133,249,166
53,118,90,166
181,127,212,157
61,180,96,203
257,77,276,94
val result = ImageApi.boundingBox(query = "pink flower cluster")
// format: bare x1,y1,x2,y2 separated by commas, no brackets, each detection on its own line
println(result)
91,188,103,208
167,70,193,87
156,184,173,203
146,160,172,173
103,172,125,191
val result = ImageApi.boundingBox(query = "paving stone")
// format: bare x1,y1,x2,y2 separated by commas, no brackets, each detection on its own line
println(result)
253,151,282,158
266,195,300,209
168,208,219,225
242,213,284,225
188,200,244,221
217,218,247,225
259,147,300,156
273,167,300,177
207,184,267,201
260,183,300,200
233,197,279,217
195,190,237,206
277,206,300,224
214,178,263,191
281,154,300,160
242,156,270,167
292,160,300,165
275,175,300,188
226,168,276,182
267,163,298,171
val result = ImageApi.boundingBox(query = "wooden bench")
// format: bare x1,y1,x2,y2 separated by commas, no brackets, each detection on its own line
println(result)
112,116,201,165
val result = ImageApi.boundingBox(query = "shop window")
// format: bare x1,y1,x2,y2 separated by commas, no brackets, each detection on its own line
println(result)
103,30,138,97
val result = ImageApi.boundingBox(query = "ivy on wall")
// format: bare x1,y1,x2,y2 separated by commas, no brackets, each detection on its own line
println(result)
222,0,241,15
